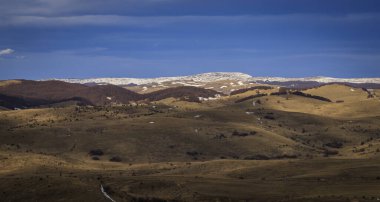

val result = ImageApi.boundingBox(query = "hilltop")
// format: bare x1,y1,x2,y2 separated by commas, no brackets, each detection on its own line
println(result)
0,80,222,109
43,72,380,95
1,76,380,201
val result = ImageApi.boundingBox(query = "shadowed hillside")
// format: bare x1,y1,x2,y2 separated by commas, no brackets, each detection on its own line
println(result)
143,86,222,102
0,80,141,106
1,81,380,201
0,80,223,108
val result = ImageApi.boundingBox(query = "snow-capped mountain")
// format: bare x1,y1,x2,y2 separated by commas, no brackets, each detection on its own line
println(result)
50,72,252,85
251,76,380,84
48,72,380,86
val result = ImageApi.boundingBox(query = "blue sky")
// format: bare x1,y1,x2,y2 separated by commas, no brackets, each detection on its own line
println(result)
0,0,380,79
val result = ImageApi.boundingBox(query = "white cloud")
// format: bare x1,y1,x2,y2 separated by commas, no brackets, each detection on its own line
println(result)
0,48,15,56
0,0,181,16
1,13,379,27
2,15,228,27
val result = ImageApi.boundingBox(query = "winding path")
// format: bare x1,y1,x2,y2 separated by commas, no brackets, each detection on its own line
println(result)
100,184,116,202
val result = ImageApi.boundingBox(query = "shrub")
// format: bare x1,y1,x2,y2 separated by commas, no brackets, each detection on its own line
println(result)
235,94,267,103
244,155,270,160
109,156,122,162
168,145,175,149
214,133,226,139
264,115,275,120
325,141,343,149
323,150,339,157
250,131,257,135
232,130,257,137
88,149,104,156
186,151,199,156
275,154,298,159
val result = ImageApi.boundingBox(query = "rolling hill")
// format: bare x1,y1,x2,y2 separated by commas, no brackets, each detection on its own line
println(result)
1,77,380,201
0,80,223,109
0,80,141,107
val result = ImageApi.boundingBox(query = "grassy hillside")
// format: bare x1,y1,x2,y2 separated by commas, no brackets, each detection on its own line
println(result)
1,83,380,201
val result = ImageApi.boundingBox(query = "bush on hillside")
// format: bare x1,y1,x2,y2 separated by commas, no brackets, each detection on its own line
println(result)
230,86,273,95
244,155,270,160
291,91,332,102
88,149,104,156
109,156,122,162
235,94,267,103
232,130,257,137
323,150,339,157
325,141,343,149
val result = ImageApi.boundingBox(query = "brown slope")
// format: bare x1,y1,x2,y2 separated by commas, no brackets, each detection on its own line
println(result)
230,86,273,95
0,93,92,109
0,80,141,106
0,80,223,107
143,86,223,102
77,85,142,105
0,80,87,100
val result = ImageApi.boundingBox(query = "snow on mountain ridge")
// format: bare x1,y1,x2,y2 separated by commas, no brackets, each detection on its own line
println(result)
48,72,380,85
50,72,252,85
251,76,380,84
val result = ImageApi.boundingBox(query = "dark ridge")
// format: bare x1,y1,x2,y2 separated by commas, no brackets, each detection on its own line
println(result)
0,93,51,109
270,92,287,96
324,142,343,149
230,86,273,95
0,80,87,100
143,86,222,102
319,82,380,90
0,80,224,108
269,91,331,102
0,93,92,109
77,85,142,105
244,154,298,160
255,80,380,90
269,90,332,102
255,80,322,89
0,80,141,106
235,94,267,103
290,91,332,102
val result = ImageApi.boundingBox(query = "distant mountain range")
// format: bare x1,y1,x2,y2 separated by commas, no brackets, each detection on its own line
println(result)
50,72,380,86
0,80,221,109
52,72,252,86
2,72,380,109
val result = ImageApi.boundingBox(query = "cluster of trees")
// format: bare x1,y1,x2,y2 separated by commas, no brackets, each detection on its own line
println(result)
291,91,332,102
230,86,273,95
235,94,267,103
145,86,222,103
88,149,122,162
270,91,332,102
244,154,298,160
232,130,257,137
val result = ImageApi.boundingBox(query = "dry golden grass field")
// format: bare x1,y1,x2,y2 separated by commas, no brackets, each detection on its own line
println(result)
1,83,380,201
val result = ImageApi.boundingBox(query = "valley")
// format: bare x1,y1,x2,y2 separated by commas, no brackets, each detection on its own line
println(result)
1,73,380,201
